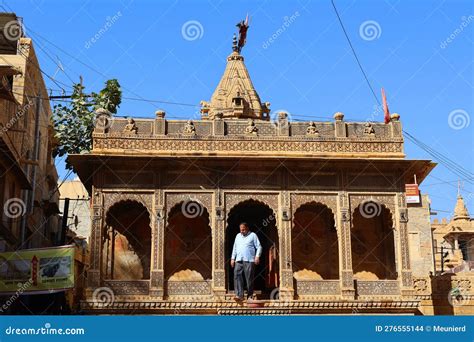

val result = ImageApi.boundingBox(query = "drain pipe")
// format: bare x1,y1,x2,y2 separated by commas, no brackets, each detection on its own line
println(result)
20,95,41,248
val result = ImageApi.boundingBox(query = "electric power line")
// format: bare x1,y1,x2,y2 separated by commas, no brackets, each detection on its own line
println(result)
330,0,473,185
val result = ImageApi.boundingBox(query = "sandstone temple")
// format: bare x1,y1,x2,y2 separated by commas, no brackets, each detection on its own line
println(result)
70,35,473,315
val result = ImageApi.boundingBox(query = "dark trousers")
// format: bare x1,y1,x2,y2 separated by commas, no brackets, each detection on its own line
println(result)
234,261,255,298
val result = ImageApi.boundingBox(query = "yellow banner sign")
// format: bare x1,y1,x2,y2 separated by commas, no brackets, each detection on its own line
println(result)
0,245,75,293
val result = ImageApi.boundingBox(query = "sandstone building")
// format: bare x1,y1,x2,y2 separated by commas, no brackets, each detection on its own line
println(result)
71,36,473,315
0,13,59,252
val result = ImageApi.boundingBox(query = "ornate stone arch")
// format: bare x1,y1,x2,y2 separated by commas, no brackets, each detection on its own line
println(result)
103,192,154,221
224,196,280,294
291,200,339,280
290,193,338,222
165,192,213,218
164,197,212,281
349,194,396,228
350,195,397,280
103,198,153,280
224,192,279,222
291,197,337,228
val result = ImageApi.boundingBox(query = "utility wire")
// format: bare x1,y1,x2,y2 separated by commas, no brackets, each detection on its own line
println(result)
5,3,472,185
331,0,380,106
330,0,473,184
27,30,77,84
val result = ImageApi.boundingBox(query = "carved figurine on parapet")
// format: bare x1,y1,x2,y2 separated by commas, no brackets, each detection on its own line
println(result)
123,118,138,134
245,119,258,135
363,122,376,137
183,120,197,136
306,121,319,136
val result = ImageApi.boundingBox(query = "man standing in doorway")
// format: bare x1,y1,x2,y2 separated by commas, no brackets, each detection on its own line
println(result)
230,222,262,301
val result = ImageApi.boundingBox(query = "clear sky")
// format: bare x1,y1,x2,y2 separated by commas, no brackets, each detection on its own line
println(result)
4,0,473,219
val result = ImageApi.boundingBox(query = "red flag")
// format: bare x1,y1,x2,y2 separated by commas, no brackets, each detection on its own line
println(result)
381,87,390,124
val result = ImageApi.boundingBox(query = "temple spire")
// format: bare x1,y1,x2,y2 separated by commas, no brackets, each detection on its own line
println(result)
453,191,470,221
200,17,270,120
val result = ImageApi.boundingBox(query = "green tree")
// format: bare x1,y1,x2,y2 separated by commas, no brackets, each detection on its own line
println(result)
52,79,121,170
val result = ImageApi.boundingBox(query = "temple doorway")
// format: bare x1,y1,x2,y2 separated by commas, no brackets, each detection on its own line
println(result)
102,200,151,280
351,203,397,280
164,201,212,282
225,199,279,298
292,202,339,280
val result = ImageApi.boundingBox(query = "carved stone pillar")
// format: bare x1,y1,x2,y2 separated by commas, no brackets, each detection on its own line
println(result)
390,113,402,138
334,112,347,138
338,192,355,299
279,191,294,299
397,194,413,296
150,189,165,297
87,187,103,289
212,190,226,297
277,112,290,137
154,110,166,135
212,114,225,136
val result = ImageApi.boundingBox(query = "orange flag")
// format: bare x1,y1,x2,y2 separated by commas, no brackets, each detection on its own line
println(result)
381,88,390,124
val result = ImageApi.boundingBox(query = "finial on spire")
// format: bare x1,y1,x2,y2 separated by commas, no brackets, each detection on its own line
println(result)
235,14,250,53
457,180,463,197
232,34,238,52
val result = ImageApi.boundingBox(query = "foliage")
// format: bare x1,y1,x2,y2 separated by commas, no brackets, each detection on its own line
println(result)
52,79,121,170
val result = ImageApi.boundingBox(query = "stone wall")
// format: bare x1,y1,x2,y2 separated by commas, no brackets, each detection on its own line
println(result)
407,194,435,277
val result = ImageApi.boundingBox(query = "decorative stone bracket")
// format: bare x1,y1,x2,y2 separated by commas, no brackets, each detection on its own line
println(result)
281,207,291,221
399,208,408,223
216,207,225,221
340,208,350,222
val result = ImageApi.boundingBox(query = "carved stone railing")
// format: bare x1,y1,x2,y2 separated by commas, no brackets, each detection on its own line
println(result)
295,280,340,297
413,277,432,296
355,280,400,296
103,280,150,295
425,274,474,315
431,274,474,295
92,114,404,158
166,280,212,296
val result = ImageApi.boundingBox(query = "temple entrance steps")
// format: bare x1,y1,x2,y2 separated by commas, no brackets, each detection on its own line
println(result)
81,299,421,315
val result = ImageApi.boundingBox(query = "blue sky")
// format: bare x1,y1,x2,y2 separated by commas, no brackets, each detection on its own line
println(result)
4,0,473,218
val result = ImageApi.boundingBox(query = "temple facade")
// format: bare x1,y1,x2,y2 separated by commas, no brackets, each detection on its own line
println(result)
69,40,462,315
